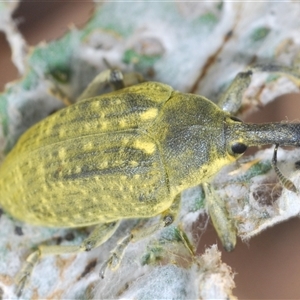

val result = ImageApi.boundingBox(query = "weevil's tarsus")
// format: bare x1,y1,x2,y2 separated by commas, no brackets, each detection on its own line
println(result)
250,64,300,87
100,195,193,279
100,194,192,278
99,233,132,279
15,221,120,295
203,183,236,252
271,144,298,193
176,224,195,256
15,250,40,297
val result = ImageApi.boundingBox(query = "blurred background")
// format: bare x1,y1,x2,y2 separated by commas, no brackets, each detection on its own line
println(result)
1,1,300,298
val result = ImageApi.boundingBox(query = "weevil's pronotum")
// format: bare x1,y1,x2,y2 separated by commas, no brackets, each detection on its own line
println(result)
0,65,300,295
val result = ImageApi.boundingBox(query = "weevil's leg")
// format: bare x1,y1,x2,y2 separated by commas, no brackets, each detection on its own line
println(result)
77,69,144,102
123,71,144,87
100,194,194,278
100,198,181,278
49,68,144,105
131,194,182,241
100,225,194,279
217,69,253,114
15,221,120,296
132,194,194,254
252,64,300,86
99,233,132,278
48,85,73,106
46,73,73,106
218,64,300,115
15,251,40,297
203,182,236,251
176,224,195,256
77,69,124,101
272,144,298,193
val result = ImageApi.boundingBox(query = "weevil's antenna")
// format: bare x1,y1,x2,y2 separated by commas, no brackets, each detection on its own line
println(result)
271,144,297,193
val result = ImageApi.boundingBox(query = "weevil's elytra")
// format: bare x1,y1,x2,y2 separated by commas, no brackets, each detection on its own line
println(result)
1,65,300,295
0,82,175,227
0,82,245,229
1,78,300,228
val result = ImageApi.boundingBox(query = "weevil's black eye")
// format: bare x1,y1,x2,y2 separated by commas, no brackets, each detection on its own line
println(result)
231,142,247,154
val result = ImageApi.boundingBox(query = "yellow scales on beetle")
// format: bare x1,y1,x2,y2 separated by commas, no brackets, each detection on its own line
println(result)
0,65,300,295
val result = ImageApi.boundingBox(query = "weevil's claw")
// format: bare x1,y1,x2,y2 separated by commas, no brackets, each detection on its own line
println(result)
99,261,108,279
15,271,29,297
99,253,124,278
99,256,113,279
14,250,40,297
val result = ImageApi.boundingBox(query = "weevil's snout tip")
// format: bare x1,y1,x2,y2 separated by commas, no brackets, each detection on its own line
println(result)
221,235,236,252
223,242,235,252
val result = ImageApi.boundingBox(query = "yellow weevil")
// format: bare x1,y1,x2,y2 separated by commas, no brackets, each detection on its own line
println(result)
0,65,300,295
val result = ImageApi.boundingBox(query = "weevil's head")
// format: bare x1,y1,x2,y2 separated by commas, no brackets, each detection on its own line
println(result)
149,92,249,194
150,90,300,194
